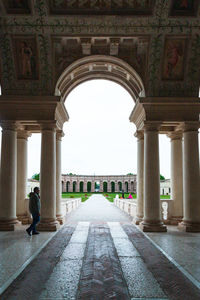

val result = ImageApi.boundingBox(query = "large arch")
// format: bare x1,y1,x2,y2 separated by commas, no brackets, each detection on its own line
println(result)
55,55,145,102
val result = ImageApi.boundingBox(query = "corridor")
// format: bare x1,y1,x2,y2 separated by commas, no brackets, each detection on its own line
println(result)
1,195,200,300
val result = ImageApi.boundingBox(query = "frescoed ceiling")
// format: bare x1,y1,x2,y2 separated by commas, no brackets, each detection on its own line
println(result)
0,0,200,98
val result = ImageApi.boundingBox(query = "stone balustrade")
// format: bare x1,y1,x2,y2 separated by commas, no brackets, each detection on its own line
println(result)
114,198,137,218
114,197,174,224
63,198,82,214
22,197,82,224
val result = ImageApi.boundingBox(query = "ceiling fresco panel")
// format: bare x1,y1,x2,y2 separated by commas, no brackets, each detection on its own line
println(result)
170,0,198,16
49,0,155,15
3,0,31,14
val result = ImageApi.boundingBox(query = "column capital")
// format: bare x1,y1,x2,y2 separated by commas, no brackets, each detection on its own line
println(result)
134,130,144,140
180,122,199,132
56,130,65,141
0,121,19,131
167,131,183,141
40,121,57,131
17,130,32,140
143,122,161,132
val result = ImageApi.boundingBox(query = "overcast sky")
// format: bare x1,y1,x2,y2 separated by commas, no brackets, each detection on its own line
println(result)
27,80,172,179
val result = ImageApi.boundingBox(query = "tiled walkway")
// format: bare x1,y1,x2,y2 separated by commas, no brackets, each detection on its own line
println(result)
1,195,200,300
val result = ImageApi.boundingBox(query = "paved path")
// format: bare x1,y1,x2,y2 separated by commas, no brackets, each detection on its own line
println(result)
2,195,200,300
66,194,132,222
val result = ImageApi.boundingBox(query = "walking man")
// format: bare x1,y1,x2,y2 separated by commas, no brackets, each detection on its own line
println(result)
26,186,40,236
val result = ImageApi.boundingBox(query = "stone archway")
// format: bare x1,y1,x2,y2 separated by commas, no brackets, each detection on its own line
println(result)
55,55,145,102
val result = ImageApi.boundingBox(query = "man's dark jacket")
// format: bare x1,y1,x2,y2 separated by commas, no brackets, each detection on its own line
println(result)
29,192,40,215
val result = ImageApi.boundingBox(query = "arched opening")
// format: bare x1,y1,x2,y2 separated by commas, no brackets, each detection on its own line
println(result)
66,181,70,193
55,55,145,102
111,182,115,193
103,182,108,193
131,181,134,193
87,182,91,193
95,181,100,192
125,181,128,193
118,182,122,192
61,181,64,193
73,181,76,192
79,181,84,193
55,55,145,200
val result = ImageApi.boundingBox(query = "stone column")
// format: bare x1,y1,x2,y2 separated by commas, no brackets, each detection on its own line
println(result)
178,123,200,232
129,181,132,193
83,181,87,193
168,132,183,224
0,123,19,230
108,181,111,193
140,124,166,232
63,181,66,192
37,124,59,231
135,131,144,225
56,130,64,225
17,130,31,224
100,181,103,193
91,181,95,192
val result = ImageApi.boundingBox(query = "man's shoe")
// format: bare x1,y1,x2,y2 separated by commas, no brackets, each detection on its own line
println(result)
32,231,40,235
26,229,31,236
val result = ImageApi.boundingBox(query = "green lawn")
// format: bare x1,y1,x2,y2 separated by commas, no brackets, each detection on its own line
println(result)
160,195,171,199
62,192,171,203
62,192,92,202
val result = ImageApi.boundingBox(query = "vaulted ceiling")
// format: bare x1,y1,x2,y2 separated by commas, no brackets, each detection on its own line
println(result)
0,0,200,99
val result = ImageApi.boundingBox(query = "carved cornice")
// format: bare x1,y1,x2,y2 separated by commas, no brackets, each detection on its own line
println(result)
0,95,68,131
130,97,200,131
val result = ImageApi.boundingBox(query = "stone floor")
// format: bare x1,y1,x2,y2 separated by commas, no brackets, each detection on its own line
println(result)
1,195,200,300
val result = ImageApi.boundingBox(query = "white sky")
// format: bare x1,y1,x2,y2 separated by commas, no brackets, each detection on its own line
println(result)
0,81,199,179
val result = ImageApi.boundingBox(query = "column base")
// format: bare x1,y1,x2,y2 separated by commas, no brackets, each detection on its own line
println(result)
139,221,167,232
56,214,65,225
134,217,143,225
168,216,183,225
0,218,20,231
17,214,31,225
37,218,60,231
178,221,200,232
